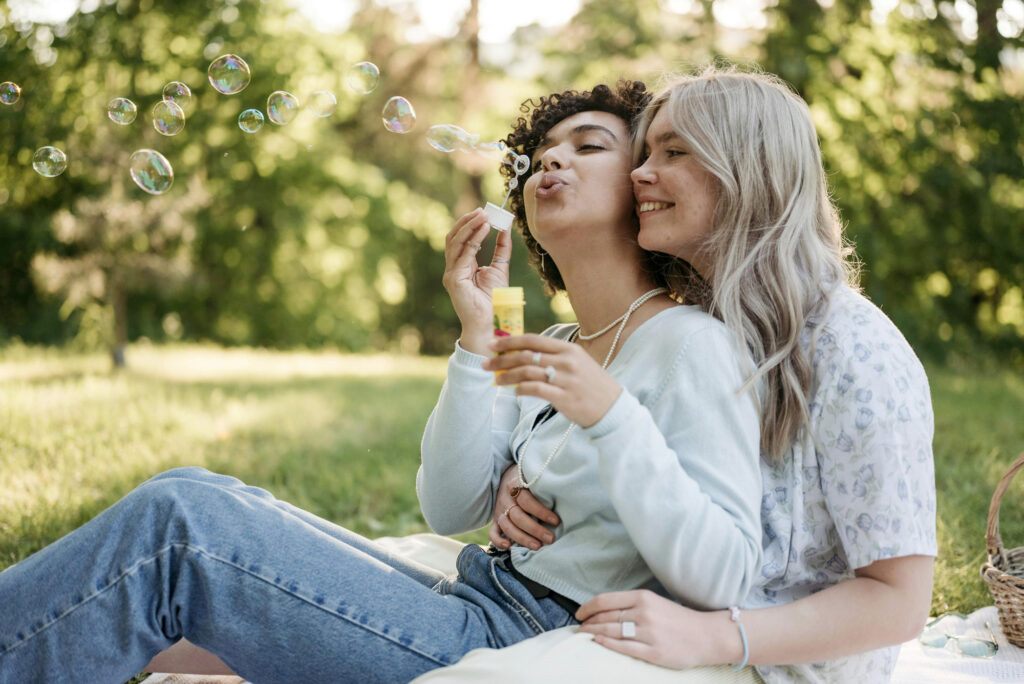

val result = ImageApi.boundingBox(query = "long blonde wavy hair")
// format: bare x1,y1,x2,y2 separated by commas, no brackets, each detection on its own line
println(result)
634,66,859,463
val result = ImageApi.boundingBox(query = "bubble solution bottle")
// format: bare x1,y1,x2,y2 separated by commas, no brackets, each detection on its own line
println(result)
491,286,524,378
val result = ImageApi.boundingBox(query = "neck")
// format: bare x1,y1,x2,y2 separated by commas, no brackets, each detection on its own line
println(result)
555,245,662,336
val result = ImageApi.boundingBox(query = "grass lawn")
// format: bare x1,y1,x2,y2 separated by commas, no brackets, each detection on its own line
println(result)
2,343,1023,649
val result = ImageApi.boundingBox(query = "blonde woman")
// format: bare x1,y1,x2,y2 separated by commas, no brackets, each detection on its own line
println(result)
491,67,936,683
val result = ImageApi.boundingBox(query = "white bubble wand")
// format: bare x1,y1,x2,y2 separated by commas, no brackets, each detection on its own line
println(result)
483,152,529,232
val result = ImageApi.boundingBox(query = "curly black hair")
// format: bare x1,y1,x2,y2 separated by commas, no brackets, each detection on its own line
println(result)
500,81,662,293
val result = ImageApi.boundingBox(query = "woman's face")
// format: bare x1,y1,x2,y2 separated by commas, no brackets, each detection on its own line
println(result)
631,106,719,278
522,110,635,242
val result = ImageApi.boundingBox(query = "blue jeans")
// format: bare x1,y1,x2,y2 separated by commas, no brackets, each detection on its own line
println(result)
0,467,577,683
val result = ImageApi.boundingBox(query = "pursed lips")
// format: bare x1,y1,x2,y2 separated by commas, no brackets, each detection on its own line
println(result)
535,173,567,198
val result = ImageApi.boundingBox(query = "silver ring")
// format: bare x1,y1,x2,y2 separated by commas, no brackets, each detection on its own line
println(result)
494,257,510,264
620,621,637,639
532,351,542,366
544,365,556,383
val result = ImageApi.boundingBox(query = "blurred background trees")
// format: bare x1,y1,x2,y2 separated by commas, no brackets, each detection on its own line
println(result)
1,0,1021,365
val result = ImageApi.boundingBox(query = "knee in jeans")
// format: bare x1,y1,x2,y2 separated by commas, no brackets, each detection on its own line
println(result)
143,466,215,486
128,475,212,535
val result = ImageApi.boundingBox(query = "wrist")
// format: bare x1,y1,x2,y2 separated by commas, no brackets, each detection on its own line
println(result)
459,329,493,356
707,609,746,667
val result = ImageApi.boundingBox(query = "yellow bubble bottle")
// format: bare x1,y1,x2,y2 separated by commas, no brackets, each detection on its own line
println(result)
492,286,524,377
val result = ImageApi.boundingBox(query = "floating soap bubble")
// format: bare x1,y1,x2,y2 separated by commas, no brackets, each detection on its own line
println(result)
0,81,21,105
426,124,479,153
308,90,337,118
208,54,251,95
381,96,415,134
162,81,193,113
238,108,264,133
473,140,510,161
107,97,137,125
152,100,185,136
347,61,379,94
32,146,67,177
129,149,174,195
267,91,299,125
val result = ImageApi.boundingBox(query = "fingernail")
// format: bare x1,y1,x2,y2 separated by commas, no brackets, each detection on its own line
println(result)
529,542,540,551
544,534,554,544
487,339,498,349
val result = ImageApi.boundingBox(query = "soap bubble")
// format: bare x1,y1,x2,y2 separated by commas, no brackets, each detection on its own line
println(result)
0,81,21,105
267,91,299,125
238,108,264,133
162,81,193,113
129,149,174,195
473,140,509,160
107,97,137,125
32,146,67,177
347,61,379,94
208,54,251,95
426,124,479,153
308,90,337,118
381,96,415,134
512,154,528,176
151,100,186,136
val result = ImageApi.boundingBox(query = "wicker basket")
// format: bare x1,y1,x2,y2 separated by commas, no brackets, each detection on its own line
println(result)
981,451,1024,648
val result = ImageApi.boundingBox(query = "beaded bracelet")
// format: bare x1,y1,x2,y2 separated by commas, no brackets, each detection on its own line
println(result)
729,605,749,671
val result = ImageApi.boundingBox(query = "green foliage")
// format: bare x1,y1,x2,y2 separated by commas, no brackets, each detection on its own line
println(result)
1,0,1022,362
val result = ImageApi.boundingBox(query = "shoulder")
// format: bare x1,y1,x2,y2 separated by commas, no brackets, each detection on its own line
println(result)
810,286,929,395
807,286,933,441
629,306,753,405
643,305,740,357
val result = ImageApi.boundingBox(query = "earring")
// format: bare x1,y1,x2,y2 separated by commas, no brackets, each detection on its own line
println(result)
538,248,547,273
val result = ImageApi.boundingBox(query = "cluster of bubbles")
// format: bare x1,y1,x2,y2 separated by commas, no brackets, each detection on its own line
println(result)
6,52,517,211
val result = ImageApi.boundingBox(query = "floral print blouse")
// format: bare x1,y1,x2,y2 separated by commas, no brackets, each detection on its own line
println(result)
748,285,937,683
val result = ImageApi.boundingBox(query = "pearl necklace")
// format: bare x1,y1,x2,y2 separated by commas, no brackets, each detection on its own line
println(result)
511,287,668,496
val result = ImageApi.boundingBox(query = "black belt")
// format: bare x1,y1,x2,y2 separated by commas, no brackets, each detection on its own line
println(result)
486,545,581,617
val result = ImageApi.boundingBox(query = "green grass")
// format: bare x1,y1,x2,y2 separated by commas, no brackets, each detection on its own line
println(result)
1,343,1022,630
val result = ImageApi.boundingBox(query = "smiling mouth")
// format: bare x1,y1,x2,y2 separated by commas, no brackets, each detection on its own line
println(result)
638,201,673,214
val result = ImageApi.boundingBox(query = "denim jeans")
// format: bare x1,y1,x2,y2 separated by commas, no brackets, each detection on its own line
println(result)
0,467,577,683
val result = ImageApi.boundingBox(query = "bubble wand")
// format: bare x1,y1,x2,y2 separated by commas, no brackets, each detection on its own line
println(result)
483,152,530,232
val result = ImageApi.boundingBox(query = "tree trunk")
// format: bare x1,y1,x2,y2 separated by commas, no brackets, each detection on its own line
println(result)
111,283,127,369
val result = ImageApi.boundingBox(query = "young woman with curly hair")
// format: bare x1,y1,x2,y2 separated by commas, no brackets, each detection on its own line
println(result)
0,81,764,684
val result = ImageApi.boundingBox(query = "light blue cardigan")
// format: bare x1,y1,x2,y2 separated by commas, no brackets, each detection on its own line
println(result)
418,305,762,610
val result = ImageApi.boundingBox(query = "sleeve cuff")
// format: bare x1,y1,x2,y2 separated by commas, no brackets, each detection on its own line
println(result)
583,389,639,440
453,339,489,370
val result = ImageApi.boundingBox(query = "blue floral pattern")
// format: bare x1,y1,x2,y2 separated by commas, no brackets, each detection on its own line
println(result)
748,286,937,684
